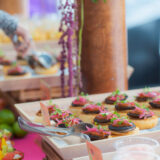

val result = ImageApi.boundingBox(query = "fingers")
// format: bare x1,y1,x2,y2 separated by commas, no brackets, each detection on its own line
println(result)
14,26,32,55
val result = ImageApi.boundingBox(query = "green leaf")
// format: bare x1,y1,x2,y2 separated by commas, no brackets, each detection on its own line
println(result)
104,0,107,2
112,89,120,96
96,102,101,106
111,117,117,123
48,100,53,105
118,121,123,125
113,111,120,118
143,87,151,93
0,49,4,57
97,125,101,130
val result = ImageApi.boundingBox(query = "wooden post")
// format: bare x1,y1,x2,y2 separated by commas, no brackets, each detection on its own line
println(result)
81,0,128,94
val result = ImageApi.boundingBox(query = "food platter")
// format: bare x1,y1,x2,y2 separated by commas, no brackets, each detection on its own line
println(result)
15,87,160,160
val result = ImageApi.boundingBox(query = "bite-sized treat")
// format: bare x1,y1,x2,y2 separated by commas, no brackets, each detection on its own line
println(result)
55,117,82,128
79,103,106,124
50,109,72,122
30,55,59,75
35,104,59,123
136,88,159,102
71,96,89,107
17,55,27,66
69,94,90,117
149,99,160,116
127,107,158,130
35,64,59,75
36,104,59,116
0,56,12,66
108,118,139,136
0,57,14,73
149,98,160,109
83,126,111,141
115,100,136,116
104,89,127,105
5,65,30,79
93,111,118,125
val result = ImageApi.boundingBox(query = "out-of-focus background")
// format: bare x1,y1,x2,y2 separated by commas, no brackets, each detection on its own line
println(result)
0,0,160,89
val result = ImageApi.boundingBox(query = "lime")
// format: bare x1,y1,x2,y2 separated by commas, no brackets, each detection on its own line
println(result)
0,124,13,134
13,122,27,138
0,109,15,125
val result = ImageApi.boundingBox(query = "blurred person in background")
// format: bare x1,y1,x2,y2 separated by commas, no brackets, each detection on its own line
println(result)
0,10,31,55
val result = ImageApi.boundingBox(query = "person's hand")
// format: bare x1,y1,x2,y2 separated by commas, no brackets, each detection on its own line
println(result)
11,26,31,56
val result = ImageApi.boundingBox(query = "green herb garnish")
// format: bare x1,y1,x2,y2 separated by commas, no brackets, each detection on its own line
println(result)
143,87,151,93
111,117,117,123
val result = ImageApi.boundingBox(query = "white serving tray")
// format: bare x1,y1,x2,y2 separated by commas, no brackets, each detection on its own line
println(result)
15,87,160,160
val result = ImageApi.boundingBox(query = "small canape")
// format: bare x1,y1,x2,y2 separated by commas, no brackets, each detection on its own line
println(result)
115,100,136,116
32,56,59,75
149,99,160,116
35,104,59,123
79,103,106,124
69,93,90,117
93,111,118,126
127,107,158,130
50,109,72,122
0,57,14,73
136,88,159,102
108,118,139,137
104,89,128,105
55,117,82,128
17,55,27,66
35,64,59,75
5,65,30,79
82,126,111,141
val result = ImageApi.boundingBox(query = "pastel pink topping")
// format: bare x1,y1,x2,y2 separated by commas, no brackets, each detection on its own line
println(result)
117,101,135,106
139,91,158,98
109,95,125,101
152,98,160,103
82,104,102,111
99,112,117,120
131,107,154,119
50,110,71,119
112,119,132,126
56,118,80,127
72,96,88,105
83,127,111,135
8,66,23,74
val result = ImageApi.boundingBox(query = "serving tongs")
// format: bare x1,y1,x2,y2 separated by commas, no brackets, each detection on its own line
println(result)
18,117,91,141
12,35,53,69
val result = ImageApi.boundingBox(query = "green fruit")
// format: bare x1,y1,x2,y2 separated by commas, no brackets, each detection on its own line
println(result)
13,122,27,138
0,124,13,134
0,109,15,125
